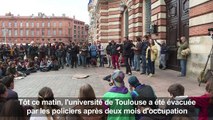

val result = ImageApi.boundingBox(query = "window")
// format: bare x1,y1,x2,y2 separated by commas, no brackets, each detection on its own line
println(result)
59,22,62,27
42,22,45,27
8,22,12,27
36,30,39,36
20,30,23,36
53,22,56,27
31,30,34,36
59,30,62,35
2,22,5,27
48,29,51,36
31,22,34,27
8,30,12,36
37,22,39,28
42,29,45,36
74,25,76,29
26,22,29,27
53,30,56,35
74,30,76,34
26,30,29,36
20,22,23,27
74,35,76,38
14,30,18,36
14,22,17,27
48,22,50,27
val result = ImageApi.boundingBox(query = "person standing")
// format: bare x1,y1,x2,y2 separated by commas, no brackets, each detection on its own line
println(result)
106,41,112,68
70,42,78,68
155,40,168,70
97,41,105,67
146,39,158,77
56,45,65,69
111,40,120,69
177,36,188,77
80,42,88,68
133,37,142,71
123,37,133,75
140,35,149,75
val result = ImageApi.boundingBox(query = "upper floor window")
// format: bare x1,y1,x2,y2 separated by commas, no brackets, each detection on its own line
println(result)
2,22,5,27
37,22,39,28
48,22,50,27
26,22,29,27
14,30,18,36
59,22,62,27
20,22,23,27
42,22,45,27
8,22,12,27
20,30,23,36
53,22,56,27
14,22,17,27
31,22,34,27
8,30,12,36
59,30,62,35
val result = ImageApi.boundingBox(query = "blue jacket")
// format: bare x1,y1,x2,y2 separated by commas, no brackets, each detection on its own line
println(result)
141,41,149,56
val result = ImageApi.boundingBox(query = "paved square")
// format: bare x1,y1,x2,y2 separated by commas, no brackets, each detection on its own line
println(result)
14,67,206,98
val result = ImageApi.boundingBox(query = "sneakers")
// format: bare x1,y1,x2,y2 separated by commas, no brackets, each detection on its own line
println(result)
148,74,153,77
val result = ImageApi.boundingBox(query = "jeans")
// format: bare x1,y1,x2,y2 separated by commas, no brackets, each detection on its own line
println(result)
141,55,147,73
180,59,187,76
58,57,64,69
160,54,166,68
66,53,71,65
147,58,155,74
81,55,87,67
134,54,141,71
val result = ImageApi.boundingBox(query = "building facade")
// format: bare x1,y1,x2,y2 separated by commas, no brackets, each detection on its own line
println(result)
88,0,213,77
0,13,88,44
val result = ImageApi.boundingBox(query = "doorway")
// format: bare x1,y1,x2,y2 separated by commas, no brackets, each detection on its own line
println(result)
165,0,189,70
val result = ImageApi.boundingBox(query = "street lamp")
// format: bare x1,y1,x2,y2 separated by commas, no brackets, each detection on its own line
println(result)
3,28,8,44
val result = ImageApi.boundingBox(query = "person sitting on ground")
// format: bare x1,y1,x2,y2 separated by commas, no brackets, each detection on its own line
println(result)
17,60,30,75
6,61,26,78
165,83,197,120
128,76,158,120
47,57,53,70
102,70,135,120
0,99,26,120
30,87,63,120
26,59,37,73
34,57,40,70
51,56,59,71
39,58,50,72
1,76,18,100
0,83,7,112
68,84,106,120
189,79,213,120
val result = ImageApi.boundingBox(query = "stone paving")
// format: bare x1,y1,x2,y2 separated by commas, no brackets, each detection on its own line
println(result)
14,66,206,98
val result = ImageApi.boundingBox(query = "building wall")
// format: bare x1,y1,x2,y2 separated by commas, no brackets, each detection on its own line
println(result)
188,0,213,76
0,15,87,44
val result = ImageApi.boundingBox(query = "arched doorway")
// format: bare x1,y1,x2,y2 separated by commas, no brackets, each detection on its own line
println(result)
165,0,189,70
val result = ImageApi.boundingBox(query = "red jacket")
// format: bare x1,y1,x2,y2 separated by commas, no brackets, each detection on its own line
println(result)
190,93,212,120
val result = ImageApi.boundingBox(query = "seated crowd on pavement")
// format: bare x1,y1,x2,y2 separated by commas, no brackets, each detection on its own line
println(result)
0,69,212,120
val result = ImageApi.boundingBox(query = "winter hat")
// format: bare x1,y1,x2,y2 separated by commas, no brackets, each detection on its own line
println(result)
111,70,125,87
128,76,141,88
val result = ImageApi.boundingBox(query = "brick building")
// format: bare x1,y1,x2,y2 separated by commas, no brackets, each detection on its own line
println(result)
0,12,88,44
88,0,213,77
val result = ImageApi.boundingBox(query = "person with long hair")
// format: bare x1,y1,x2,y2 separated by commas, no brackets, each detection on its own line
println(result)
189,80,213,120
146,39,158,77
68,84,106,120
30,87,62,120
0,100,26,120
0,83,7,112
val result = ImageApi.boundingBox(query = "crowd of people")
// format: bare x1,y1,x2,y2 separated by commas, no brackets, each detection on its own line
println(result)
0,70,212,120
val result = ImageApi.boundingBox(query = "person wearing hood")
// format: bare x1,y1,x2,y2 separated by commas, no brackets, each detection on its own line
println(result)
102,70,135,120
